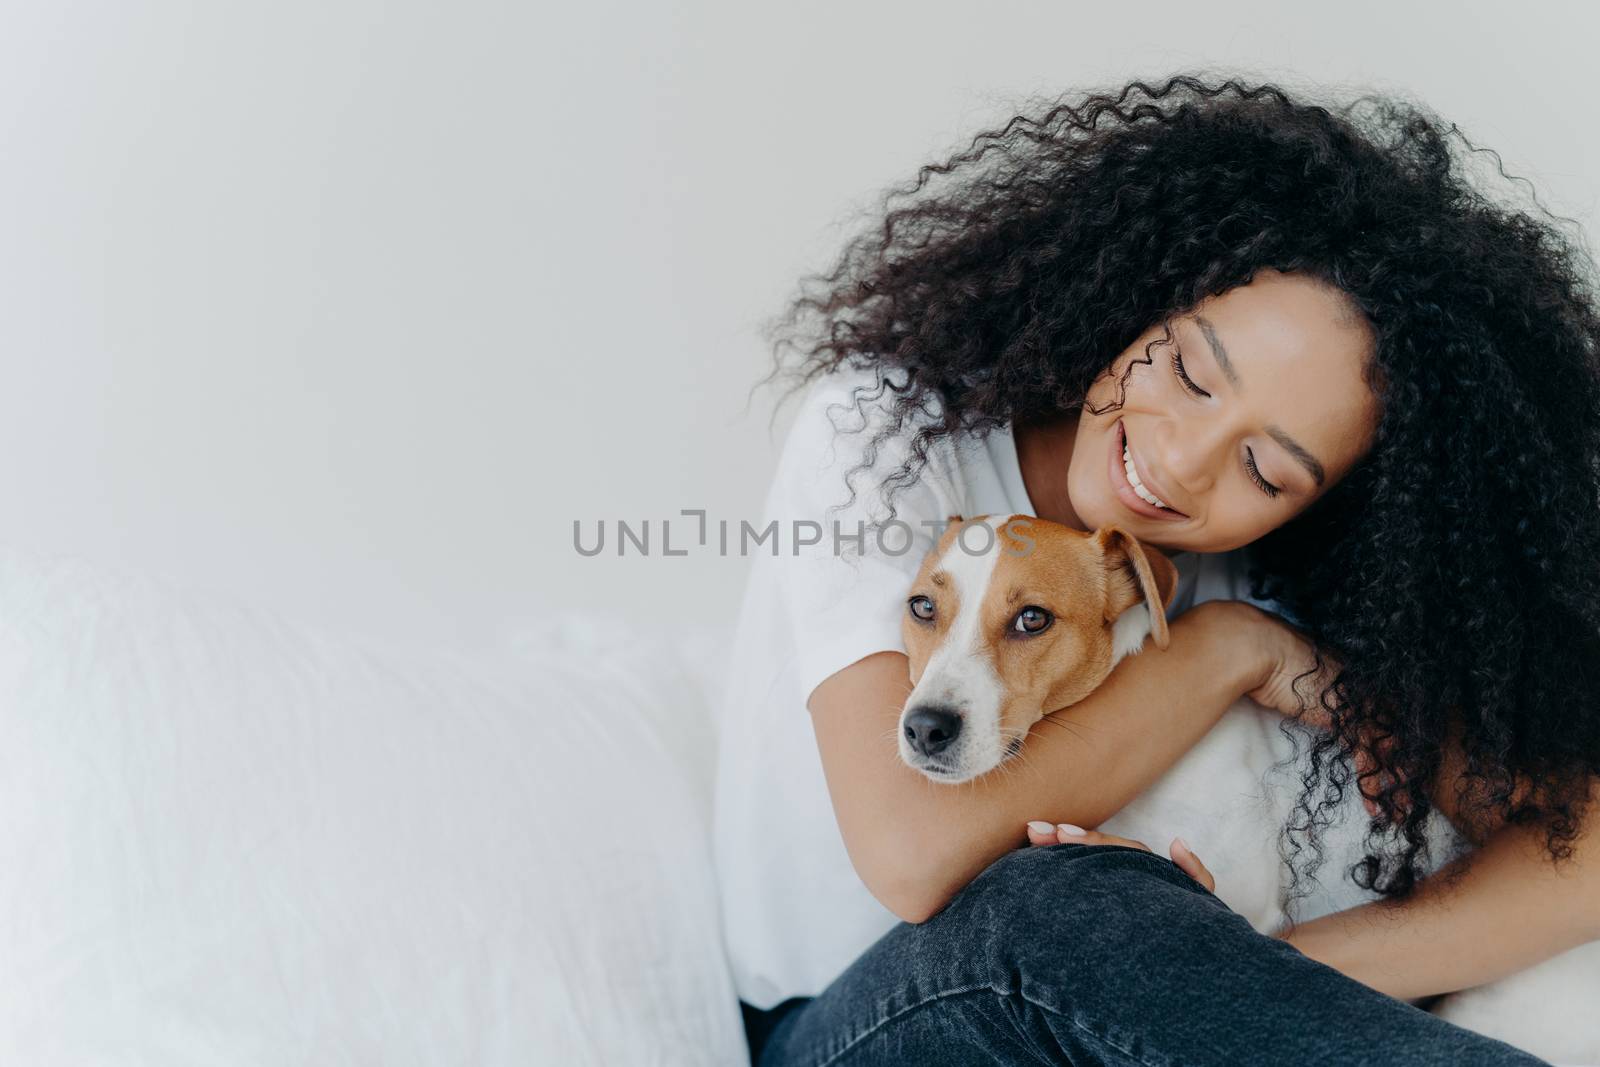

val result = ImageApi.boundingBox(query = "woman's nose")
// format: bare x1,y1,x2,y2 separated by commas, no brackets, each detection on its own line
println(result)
1154,419,1226,495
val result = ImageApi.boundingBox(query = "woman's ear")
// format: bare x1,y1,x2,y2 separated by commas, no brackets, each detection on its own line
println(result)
1096,527,1180,650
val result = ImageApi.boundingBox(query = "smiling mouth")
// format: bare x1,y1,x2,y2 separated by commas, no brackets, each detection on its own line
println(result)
1115,421,1188,519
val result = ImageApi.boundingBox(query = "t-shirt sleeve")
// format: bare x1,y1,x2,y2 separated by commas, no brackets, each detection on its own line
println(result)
1175,546,1291,624
1224,547,1296,623
760,370,957,705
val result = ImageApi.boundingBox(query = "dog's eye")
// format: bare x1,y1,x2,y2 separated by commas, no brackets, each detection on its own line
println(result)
908,595,935,622
1012,606,1052,635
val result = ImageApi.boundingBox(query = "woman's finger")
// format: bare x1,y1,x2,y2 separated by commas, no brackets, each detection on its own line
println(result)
1025,823,1212,892
1023,821,1151,852
1351,730,1411,824
1052,823,1150,851
1169,837,1216,893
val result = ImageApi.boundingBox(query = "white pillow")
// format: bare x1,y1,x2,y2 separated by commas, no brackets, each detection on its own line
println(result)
0,543,745,1066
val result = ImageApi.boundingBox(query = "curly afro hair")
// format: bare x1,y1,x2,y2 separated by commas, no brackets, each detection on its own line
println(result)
760,73,1600,898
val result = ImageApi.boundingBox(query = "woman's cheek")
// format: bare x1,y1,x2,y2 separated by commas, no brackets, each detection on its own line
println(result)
1206,503,1273,556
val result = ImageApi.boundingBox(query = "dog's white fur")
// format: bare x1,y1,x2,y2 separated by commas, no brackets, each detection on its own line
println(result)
901,517,1600,1063
898,518,1008,777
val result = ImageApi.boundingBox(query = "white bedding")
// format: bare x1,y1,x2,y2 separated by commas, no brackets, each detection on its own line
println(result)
0,542,746,1065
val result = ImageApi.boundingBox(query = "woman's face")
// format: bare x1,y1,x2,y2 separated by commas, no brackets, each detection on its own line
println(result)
1066,268,1382,554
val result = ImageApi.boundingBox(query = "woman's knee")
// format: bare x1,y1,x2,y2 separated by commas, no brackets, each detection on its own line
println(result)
798,845,1234,1053
838,843,1229,1028
922,844,1218,961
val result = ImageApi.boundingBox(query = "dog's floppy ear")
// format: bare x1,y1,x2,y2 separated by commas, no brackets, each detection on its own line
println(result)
935,514,966,544
1096,526,1180,650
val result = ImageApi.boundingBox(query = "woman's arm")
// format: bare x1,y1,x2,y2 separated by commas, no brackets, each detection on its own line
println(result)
1279,777,1600,999
807,599,1260,924
1245,609,1600,997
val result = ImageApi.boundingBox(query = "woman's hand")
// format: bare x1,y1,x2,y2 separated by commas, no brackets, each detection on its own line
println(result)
1024,821,1216,892
1234,603,1405,822
1235,603,1343,724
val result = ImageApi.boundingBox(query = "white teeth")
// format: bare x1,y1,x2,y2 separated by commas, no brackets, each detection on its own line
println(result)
1122,442,1172,510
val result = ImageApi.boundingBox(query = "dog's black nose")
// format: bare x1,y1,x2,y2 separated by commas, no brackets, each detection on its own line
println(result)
904,706,962,757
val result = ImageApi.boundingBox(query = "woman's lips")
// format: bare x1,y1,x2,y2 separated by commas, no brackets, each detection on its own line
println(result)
1109,420,1187,521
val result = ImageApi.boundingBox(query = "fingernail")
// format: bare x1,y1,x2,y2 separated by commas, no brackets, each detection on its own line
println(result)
1173,836,1192,854
1056,823,1086,837
1027,820,1055,835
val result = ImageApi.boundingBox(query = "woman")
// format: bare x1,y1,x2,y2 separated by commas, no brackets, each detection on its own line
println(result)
712,75,1600,1065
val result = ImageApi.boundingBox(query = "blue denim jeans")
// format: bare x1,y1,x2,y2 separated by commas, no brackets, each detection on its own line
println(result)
741,844,1547,1066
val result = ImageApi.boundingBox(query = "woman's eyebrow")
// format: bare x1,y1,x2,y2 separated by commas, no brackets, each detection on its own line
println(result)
1266,426,1327,487
1193,314,1241,389
1191,313,1328,487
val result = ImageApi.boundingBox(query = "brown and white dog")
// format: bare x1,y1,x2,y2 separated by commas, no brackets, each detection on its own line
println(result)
897,514,1598,1064
898,514,1178,783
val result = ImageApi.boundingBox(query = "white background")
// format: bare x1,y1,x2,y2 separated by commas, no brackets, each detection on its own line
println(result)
3,1,1596,651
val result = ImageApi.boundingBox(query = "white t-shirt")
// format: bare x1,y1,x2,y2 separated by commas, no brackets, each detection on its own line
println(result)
710,365,1279,1010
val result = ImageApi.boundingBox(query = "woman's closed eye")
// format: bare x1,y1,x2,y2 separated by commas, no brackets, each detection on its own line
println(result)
1169,347,1283,499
